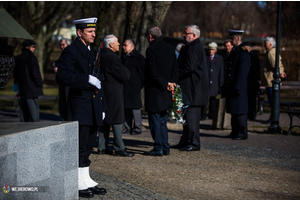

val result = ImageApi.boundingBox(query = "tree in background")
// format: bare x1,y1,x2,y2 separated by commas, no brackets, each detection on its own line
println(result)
1,1,171,79
1,1,75,79
1,1,299,81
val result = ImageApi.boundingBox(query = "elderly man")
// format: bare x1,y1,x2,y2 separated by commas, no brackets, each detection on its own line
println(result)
121,39,145,135
98,35,134,157
224,30,250,140
144,26,178,156
53,38,72,73
56,17,107,198
202,42,224,120
173,25,209,151
261,37,286,122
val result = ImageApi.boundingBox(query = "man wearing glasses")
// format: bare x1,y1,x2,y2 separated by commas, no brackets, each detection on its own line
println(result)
172,25,209,151
224,30,250,140
14,39,43,122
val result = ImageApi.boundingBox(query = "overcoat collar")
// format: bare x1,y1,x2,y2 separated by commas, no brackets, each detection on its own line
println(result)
73,38,92,59
185,38,200,47
149,36,163,45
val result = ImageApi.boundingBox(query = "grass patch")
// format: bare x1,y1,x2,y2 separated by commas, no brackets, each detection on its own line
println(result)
1,77,59,114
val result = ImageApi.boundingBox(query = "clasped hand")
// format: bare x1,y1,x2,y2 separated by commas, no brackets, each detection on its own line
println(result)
167,82,176,91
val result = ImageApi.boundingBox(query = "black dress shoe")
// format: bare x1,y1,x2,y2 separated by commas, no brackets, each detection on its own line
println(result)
114,150,134,157
97,149,113,155
88,186,106,195
79,189,94,198
163,150,170,155
223,134,234,138
232,136,247,140
179,146,200,151
171,143,186,149
130,131,142,135
143,150,163,156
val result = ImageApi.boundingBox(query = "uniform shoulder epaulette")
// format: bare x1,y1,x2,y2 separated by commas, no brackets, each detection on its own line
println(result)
241,46,246,51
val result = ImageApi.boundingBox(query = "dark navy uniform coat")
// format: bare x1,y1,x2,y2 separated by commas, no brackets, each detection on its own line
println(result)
56,38,107,126
225,43,250,114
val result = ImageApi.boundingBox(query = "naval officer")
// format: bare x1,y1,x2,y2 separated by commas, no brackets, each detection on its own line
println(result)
225,30,250,140
56,17,107,198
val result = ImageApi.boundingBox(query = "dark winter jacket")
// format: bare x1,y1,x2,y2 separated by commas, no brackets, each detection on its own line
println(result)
14,48,43,99
144,36,178,113
100,48,130,125
122,49,145,109
178,38,209,106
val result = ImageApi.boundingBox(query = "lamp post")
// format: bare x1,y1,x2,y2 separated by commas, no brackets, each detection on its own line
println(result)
268,1,282,133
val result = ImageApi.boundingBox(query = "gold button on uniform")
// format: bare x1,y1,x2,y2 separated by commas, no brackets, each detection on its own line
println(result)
100,97,102,100
93,95,95,98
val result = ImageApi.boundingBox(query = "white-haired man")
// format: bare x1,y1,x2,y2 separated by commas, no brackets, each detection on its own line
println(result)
98,34,134,157
173,25,209,151
261,37,286,123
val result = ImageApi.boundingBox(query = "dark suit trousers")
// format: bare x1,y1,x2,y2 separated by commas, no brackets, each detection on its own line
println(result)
59,86,69,121
20,98,40,122
247,89,257,120
124,108,142,133
148,111,169,151
208,96,218,118
231,113,248,138
98,124,125,151
180,107,201,148
79,125,98,167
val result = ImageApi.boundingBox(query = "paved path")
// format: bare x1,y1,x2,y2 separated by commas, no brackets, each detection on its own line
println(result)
1,109,299,199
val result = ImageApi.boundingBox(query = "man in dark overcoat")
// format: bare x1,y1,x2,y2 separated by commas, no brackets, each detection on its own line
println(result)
173,25,209,151
121,39,145,135
56,17,107,198
144,26,178,156
225,30,250,140
97,34,134,157
244,42,261,121
201,42,224,120
53,38,71,121
14,39,43,122
221,39,233,98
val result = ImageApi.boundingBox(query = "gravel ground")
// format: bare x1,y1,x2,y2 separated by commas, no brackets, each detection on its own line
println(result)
83,113,300,200
1,108,298,200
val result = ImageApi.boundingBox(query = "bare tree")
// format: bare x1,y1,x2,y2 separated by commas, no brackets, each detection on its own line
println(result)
1,2,75,79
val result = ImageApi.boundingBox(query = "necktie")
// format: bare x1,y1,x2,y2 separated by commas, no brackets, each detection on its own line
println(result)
210,56,213,61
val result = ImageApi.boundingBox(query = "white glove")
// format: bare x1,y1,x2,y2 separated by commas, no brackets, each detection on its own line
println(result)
102,112,105,120
88,75,101,89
